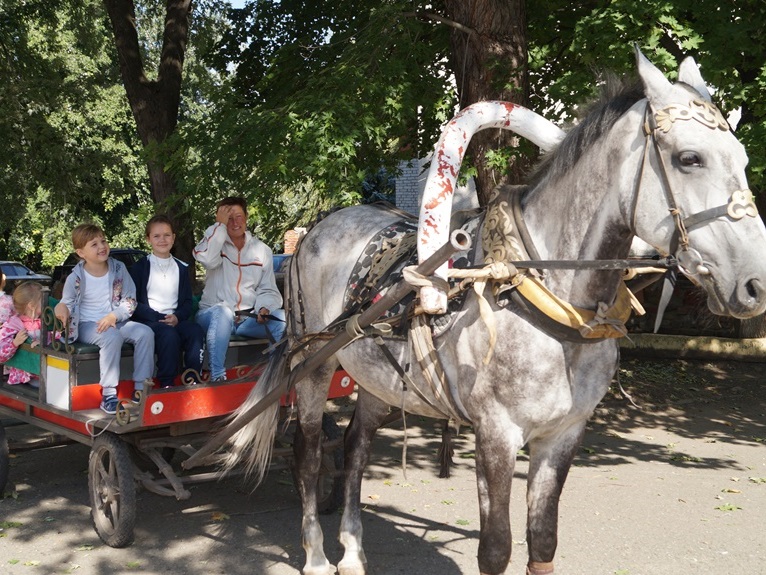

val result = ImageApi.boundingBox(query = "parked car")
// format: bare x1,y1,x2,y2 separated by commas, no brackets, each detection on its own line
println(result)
50,247,147,299
0,261,53,293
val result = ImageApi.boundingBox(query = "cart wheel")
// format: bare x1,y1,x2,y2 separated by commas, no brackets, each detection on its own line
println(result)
0,422,9,496
88,432,136,547
115,401,132,426
291,413,345,514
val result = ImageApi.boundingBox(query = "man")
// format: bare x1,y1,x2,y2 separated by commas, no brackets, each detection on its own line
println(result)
193,196,285,381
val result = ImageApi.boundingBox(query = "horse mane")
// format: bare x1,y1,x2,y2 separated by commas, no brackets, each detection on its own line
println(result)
527,75,645,189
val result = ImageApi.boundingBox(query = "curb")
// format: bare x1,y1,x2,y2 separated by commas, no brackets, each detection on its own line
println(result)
620,333,766,362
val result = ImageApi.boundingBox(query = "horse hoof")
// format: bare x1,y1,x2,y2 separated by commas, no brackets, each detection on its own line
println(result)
338,559,367,575
526,561,554,575
303,563,337,575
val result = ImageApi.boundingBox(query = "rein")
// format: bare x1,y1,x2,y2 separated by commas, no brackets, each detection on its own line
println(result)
461,257,676,272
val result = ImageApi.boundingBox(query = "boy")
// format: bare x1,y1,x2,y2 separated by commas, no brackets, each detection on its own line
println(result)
54,223,155,414
130,215,204,387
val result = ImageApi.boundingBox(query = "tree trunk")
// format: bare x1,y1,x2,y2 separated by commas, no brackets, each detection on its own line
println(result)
103,0,195,272
443,0,530,206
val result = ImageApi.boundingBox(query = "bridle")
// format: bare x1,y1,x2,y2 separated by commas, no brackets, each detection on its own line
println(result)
471,96,761,340
632,98,759,278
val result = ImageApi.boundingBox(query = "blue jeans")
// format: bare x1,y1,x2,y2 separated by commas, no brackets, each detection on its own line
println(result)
77,320,155,394
143,319,205,387
195,304,286,380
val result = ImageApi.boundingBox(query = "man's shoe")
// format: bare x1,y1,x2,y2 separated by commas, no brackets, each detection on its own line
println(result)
131,390,143,402
100,395,119,415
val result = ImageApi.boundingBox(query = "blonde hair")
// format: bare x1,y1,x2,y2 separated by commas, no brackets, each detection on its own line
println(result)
12,281,43,316
71,223,105,250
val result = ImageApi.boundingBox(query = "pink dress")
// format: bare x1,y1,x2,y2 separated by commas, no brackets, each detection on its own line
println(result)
0,293,13,325
0,313,42,384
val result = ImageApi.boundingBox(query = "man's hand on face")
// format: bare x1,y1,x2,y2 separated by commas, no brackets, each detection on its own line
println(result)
216,205,233,225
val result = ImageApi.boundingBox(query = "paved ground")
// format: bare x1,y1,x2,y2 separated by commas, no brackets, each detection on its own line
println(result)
1,358,764,575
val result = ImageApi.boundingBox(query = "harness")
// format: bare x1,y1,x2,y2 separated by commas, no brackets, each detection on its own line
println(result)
284,98,760,425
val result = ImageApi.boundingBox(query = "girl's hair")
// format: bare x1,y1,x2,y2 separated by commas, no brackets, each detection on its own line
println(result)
12,281,43,315
71,223,105,250
145,214,175,236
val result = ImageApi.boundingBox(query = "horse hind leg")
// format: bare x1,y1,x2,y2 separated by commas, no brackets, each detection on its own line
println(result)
337,388,391,575
525,424,586,575
293,364,338,575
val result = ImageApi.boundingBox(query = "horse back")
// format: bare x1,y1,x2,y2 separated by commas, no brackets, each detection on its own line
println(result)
290,204,411,330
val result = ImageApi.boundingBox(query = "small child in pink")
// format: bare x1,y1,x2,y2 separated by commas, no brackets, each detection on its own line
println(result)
0,281,44,386
0,273,14,326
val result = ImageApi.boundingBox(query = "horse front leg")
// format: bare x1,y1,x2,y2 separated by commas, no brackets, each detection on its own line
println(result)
474,423,523,575
294,366,337,575
337,388,390,575
525,423,586,575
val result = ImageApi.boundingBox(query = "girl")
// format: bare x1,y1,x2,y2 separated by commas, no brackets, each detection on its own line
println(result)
130,215,204,388
0,272,14,326
0,281,43,386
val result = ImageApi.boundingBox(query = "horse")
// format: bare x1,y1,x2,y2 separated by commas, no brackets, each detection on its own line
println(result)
222,48,766,575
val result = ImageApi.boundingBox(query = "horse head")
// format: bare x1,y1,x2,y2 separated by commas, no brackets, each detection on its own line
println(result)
631,47,766,318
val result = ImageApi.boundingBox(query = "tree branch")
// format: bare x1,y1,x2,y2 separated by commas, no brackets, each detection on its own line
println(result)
403,10,476,37
103,0,147,94
158,0,191,96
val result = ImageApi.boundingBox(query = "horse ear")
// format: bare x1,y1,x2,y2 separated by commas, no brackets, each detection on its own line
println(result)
678,56,712,101
634,45,673,104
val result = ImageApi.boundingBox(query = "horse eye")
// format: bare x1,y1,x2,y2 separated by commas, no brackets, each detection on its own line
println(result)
678,151,701,167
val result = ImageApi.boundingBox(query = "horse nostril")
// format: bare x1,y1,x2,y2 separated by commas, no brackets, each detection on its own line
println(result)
745,278,763,301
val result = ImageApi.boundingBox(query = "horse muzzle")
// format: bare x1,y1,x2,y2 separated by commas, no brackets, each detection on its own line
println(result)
685,255,766,319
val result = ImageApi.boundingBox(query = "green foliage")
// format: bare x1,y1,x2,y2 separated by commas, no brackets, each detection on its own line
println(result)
176,1,454,246
527,0,766,191
0,0,149,267
4,0,766,266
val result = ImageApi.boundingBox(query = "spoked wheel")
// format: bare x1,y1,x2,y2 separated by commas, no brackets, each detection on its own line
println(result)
291,413,345,514
88,432,136,547
0,422,9,496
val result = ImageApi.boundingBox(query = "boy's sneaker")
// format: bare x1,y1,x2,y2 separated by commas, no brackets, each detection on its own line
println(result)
131,390,143,403
100,395,119,415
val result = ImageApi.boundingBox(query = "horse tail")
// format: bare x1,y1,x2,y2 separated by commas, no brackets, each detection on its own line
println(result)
219,340,288,484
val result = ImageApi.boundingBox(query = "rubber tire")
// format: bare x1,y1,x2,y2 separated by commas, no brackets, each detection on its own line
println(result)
291,413,345,515
88,432,136,547
0,423,9,496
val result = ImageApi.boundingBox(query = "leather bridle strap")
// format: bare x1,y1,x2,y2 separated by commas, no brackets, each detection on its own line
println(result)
643,103,690,254
636,100,759,272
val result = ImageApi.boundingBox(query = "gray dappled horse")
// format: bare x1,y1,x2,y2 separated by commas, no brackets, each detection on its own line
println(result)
223,49,766,575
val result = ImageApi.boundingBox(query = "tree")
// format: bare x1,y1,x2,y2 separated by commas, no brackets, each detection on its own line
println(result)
0,0,150,268
179,1,456,245
103,0,195,265
442,0,531,204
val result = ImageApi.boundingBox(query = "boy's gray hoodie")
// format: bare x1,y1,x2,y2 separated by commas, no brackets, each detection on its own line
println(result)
59,258,138,342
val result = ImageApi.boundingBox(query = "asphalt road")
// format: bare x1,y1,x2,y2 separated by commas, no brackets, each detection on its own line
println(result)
1,360,765,575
